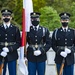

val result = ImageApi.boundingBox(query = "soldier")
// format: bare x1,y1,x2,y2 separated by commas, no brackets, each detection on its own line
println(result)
0,9,20,75
52,12,75,75
26,12,51,75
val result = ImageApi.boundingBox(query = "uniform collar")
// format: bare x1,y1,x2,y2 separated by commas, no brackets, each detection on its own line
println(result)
3,22,11,28
33,25,39,30
62,26,68,31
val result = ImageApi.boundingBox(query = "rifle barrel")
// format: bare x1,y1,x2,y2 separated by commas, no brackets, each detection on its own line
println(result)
59,58,65,75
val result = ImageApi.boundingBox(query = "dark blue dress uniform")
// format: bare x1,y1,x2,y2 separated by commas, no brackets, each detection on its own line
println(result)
52,12,75,75
0,9,20,75
27,12,51,75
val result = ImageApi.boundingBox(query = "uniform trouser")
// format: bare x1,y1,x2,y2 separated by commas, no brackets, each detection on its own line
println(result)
56,64,74,75
28,61,46,75
3,60,16,75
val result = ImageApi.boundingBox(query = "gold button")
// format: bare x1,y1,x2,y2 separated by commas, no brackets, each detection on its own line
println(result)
65,42,67,44
65,39,67,40
5,42,8,46
36,39,37,41
5,34,7,36
5,38,7,40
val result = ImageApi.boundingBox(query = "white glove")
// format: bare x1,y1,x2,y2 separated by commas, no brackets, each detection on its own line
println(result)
60,51,67,58
2,47,9,52
24,57,28,62
0,51,7,57
65,47,71,54
34,50,41,56
24,57,28,65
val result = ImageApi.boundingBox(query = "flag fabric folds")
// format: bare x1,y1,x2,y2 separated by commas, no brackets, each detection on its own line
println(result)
18,0,33,75
23,0,33,32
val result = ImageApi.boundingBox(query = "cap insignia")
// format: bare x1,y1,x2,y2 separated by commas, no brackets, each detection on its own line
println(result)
5,10,8,12
64,13,67,16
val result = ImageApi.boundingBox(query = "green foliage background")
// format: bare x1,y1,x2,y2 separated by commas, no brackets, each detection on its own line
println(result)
0,0,75,30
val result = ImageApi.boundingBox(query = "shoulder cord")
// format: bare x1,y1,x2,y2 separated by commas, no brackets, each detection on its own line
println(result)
54,28,58,40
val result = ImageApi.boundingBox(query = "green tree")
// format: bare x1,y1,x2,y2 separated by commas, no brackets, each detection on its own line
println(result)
32,0,47,12
46,0,73,13
39,6,61,31
14,0,22,29
69,2,75,28
0,0,17,10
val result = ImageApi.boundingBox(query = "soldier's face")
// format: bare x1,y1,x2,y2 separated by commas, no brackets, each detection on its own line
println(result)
2,15,12,23
31,18,40,26
61,19,69,27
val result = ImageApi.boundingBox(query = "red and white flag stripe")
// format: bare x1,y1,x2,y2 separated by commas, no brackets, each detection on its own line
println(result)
20,0,33,59
19,0,33,75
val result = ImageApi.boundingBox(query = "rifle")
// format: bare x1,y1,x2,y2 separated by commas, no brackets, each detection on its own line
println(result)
59,58,65,75
0,58,4,75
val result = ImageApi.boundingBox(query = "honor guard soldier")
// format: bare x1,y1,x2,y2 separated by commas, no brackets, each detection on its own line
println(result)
26,12,51,75
52,12,75,75
0,9,20,75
